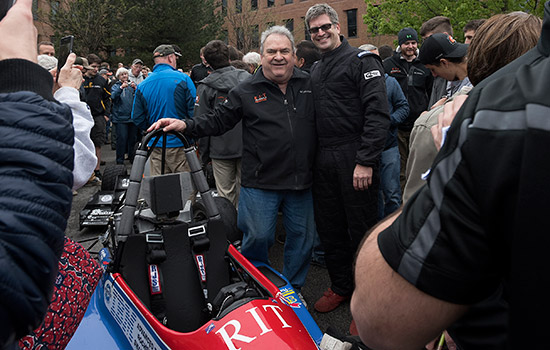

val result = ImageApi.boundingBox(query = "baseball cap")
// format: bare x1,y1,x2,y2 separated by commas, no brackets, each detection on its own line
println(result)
153,45,182,58
132,58,143,66
98,69,112,76
74,57,93,70
398,27,418,45
419,33,468,65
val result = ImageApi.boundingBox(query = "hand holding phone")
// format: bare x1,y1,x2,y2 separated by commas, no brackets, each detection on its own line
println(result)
56,35,74,82
0,0,38,62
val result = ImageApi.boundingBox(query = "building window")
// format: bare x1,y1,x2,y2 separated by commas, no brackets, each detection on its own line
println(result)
236,0,242,13
346,9,358,38
251,25,260,48
302,17,311,41
285,0,293,3
222,0,227,15
251,0,258,10
285,18,294,34
237,27,245,50
50,1,60,17
267,0,274,8
32,0,38,20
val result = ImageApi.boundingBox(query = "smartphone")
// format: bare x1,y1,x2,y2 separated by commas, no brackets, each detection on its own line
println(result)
56,35,74,82
0,0,16,21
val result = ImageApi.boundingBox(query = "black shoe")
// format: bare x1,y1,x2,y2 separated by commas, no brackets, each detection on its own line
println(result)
94,170,102,181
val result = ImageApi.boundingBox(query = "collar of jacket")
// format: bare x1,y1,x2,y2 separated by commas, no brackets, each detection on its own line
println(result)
152,63,176,72
250,66,309,87
320,35,349,60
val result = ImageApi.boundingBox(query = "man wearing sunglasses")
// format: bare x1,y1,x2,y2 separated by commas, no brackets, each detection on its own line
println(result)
305,3,390,315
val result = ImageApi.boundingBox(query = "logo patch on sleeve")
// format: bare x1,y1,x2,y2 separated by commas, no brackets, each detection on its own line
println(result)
364,70,381,80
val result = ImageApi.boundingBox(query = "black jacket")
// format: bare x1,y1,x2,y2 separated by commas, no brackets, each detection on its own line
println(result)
83,74,111,117
383,53,433,131
310,37,390,167
195,66,250,161
186,66,316,190
0,59,74,347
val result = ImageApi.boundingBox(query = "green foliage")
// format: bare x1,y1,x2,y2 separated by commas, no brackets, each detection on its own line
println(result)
46,0,223,69
363,0,544,42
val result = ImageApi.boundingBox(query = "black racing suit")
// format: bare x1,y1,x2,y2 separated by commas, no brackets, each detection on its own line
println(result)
310,37,390,296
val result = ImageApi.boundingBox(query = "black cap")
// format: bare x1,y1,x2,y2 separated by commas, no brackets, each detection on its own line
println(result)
153,44,182,58
398,27,418,45
419,33,468,65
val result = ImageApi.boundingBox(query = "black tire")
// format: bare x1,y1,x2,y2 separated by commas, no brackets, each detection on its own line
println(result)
101,164,127,191
193,196,242,244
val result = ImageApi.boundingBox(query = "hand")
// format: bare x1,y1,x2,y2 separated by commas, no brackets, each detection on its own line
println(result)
431,95,468,150
0,0,37,62
52,53,83,92
353,164,373,191
147,118,187,133
129,81,137,89
121,81,129,89
430,96,447,110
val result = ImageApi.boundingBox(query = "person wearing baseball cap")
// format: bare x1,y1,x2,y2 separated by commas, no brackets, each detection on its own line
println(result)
129,58,145,85
131,44,196,175
419,33,470,96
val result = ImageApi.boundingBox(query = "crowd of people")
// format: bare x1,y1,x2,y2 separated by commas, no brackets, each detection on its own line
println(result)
2,0,550,349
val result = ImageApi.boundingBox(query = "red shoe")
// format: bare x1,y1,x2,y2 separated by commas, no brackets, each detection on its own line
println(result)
349,319,358,336
314,288,350,313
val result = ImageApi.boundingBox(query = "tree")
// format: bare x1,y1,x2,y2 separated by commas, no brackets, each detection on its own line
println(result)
364,0,544,42
224,0,274,54
46,0,118,56
44,0,223,68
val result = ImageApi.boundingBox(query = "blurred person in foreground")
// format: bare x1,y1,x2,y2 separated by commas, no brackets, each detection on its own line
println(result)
351,4,549,350
0,0,75,347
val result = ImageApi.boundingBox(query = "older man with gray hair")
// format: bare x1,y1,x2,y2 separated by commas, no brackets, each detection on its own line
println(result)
149,26,316,295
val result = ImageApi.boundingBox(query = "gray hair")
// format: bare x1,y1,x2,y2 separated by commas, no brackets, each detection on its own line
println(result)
115,67,129,79
260,25,296,54
358,44,377,52
305,3,339,29
243,51,261,66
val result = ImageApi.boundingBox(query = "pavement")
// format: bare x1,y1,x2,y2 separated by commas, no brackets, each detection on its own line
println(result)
66,142,354,337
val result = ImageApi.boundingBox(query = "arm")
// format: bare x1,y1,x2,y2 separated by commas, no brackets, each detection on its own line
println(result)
351,211,468,350
0,1,74,344
386,76,409,126
174,75,196,119
110,82,122,101
131,89,150,131
354,56,391,190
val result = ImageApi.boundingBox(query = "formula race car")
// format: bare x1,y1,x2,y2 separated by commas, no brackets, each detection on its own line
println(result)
66,130,323,349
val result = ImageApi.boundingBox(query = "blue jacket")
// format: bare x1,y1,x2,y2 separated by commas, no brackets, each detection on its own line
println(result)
384,74,409,149
110,81,135,123
132,63,196,147
0,59,74,347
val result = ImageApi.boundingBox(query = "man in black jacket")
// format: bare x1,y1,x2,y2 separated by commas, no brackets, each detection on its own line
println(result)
305,3,390,314
0,0,75,347
149,26,316,293
383,27,433,190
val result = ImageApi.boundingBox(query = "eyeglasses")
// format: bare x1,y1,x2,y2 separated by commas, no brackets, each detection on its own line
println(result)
308,23,332,34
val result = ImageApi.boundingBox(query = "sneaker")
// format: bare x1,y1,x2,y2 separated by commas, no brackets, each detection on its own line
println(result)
297,292,308,308
349,319,358,336
314,288,350,313
86,174,102,186
94,170,103,181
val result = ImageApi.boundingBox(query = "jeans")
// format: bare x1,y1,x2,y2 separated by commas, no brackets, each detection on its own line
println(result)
114,122,137,164
238,186,315,289
378,146,402,219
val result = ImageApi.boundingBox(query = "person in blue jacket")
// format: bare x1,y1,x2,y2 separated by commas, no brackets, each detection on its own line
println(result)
131,44,196,175
0,0,75,347
111,67,138,164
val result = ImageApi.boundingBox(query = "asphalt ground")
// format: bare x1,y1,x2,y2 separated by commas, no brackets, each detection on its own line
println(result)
66,142,354,338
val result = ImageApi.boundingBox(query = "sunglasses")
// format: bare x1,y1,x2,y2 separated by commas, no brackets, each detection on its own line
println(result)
308,23,332,34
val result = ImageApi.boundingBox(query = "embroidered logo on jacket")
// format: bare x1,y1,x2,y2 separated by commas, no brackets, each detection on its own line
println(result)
254,93,267,103
390,67,401,74
364,70,381,80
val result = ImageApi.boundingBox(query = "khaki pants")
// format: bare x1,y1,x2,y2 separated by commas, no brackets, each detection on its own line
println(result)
150,147,190,176
212,158,241,208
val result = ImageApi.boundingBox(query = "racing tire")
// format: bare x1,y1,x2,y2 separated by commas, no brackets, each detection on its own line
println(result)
101,164,127,191
193,196,242,243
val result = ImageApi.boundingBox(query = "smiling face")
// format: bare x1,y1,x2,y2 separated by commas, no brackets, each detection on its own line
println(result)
308,14,341,53
261,33,295,85
118,71,129,82
400,40,418,60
